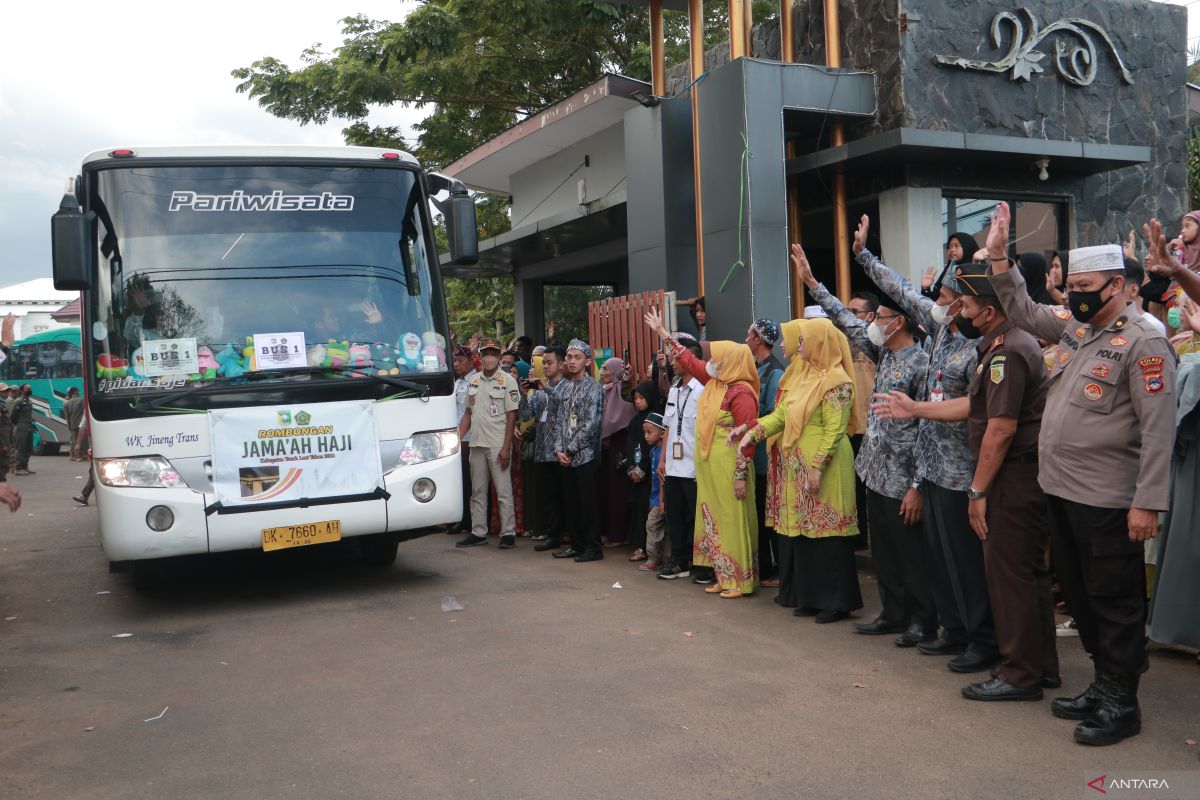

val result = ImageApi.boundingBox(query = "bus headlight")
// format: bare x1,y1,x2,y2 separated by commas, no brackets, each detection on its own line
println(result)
96,456,186,488
394,430,459,468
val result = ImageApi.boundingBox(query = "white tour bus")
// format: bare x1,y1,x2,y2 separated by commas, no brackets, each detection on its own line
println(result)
51,146,479,579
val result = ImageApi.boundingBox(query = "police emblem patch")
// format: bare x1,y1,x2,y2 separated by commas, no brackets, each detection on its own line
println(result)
1053,307,1072,320
1138,356,1165,394
990,361,1005,384
1109,336,1128,347
1075,326,1087,338
1083,383,1104,401
1090,364,1111,379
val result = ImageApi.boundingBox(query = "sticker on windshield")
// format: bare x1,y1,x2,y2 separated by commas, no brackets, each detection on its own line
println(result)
168,190,354,212
92,321,108,341
252,332,307,370
141,337,199,377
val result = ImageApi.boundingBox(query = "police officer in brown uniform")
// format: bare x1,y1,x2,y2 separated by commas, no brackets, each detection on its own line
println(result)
987,203,1175,746
875,262,1059,702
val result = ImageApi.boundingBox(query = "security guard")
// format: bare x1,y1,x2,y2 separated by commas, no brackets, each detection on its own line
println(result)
988,204,1175,746
10,384,35,476
945,263,1058,702
455,339,520,549
0,382,10,479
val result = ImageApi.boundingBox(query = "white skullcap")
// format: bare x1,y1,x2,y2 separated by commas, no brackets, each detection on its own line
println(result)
1068,244,1124,275
803,305,828,319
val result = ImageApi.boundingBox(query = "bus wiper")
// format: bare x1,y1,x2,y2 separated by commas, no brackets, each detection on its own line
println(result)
313,365,431,399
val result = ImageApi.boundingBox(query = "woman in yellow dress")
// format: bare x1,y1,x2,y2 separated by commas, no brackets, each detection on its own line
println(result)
735,318,862,623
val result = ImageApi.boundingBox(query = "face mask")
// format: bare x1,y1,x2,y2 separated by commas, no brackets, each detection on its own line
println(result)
866,318,899,347
955,309,987,339
931,301,958,326
705,360,719,378
1167,306,1183,329
1068,277,1116,324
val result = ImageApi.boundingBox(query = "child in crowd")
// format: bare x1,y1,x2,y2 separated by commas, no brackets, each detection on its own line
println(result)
639,413,669,571
625,381,663,561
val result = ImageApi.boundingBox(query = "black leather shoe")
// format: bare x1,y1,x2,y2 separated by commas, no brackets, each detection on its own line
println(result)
1041,675,1063,689
573,550,603,563
534,539,563,552
552,547,583,559
498,535,516,549
792,607,820,617
1051,670,1103,720
948,647,1002,673
917,636,968,656
455,534,488,548
854,617,908,635
814,609,849,624
1074,674,1141,746
961,677,1043,702
895,624,936,648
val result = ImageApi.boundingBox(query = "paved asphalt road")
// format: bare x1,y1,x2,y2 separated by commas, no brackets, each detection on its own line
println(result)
1,454,1198,800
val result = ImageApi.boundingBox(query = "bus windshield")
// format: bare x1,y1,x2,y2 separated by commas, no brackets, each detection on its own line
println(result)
85,164,448,399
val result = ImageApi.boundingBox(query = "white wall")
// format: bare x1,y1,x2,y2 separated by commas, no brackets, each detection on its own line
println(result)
509,123,627,230
0,306,70,340
878,186,945,283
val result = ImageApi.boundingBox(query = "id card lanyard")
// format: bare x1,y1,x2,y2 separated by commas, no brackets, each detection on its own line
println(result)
672,383,693,459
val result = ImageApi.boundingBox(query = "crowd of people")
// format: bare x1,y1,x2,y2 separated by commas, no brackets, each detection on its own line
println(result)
449,202,1200,749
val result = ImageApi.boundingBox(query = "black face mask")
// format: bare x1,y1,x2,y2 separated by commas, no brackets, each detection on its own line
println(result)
956,308,987,340
1069,277,1116,324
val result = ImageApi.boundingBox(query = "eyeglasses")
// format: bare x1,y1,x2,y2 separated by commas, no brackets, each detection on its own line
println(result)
849,307,874,317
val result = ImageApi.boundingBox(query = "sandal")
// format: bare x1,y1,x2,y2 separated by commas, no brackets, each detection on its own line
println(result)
628,549,647,562
705,584,724,594
720,589,744,599
761,577,780,588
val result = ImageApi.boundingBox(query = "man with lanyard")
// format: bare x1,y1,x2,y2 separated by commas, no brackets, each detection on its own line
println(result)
852,215,998,673
519,344,569,553
797,246,935,647
550,339,606,562
988,203,1176,746
657,337,705,580
456,339,520,549
744,318,784,586
450,345,477,535
877,261,1059,703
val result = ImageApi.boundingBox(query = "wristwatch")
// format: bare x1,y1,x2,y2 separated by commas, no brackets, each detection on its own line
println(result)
966,486,988,501
909,479,922,491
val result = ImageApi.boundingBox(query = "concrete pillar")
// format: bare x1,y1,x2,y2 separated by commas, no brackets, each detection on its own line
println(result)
513,276,544,340
878,186,944,284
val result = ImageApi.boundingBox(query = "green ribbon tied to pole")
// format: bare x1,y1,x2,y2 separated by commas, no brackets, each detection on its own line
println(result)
719,131,755,294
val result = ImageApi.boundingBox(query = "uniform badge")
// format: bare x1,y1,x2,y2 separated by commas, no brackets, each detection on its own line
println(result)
1053,307,1072,321
990,361,1005,385
1075,326,1087,338
1109,336,1128,347
1083,383,1104,401
1090,364,1111,379
975,364,984,376
1138,356,1165,394
1057,351,1072,366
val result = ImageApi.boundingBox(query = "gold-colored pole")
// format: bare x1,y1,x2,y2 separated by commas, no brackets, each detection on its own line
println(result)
728,0,747,59
780,0,804,319
650,0,666,95
779,0,794,61
689,0,706,296
824,0,851,302
743,0,753,56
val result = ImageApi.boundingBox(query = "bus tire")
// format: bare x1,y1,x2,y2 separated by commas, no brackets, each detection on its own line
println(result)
359,534,399,567
35,442,60,457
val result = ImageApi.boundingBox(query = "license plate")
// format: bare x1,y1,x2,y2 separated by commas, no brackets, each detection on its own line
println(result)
261,520,341,552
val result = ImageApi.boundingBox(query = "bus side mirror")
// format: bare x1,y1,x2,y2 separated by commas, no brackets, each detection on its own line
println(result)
445,194,478,266
51,192,93,291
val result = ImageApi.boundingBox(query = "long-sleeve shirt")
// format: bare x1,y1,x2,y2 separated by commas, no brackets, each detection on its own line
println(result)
810,281,929,499
554,374,604,467
857,248,977,491
519,377,565,463
992,267,1177,511
672,347,760,432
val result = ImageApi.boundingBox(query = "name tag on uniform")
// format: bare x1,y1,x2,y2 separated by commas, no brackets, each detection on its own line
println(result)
488,401,500,417
930,390,945,402
568,413,578,432
672,441,684,460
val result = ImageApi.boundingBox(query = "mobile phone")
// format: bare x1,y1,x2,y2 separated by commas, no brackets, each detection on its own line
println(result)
622,346,630,364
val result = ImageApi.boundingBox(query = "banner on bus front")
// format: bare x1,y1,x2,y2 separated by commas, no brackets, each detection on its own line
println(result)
209,400,383,507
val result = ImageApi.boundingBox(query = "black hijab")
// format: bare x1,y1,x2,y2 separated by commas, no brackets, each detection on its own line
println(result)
1017,252,1052,305
626,380,664,459
928,232,982,298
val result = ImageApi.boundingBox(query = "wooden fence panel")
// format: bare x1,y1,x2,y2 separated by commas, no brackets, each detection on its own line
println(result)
587,289,675,384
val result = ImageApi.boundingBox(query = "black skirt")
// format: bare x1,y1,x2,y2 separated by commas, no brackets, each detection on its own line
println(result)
776,534,863,612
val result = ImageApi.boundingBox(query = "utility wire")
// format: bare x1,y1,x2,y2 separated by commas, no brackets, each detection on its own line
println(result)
510,160,587,229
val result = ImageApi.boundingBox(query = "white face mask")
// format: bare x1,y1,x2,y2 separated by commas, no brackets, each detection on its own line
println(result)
931,301,958,326
705,360,720,378
866,321,890,347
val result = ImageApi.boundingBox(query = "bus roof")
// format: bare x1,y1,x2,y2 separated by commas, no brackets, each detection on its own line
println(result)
81,146,420,168
15,326,80,346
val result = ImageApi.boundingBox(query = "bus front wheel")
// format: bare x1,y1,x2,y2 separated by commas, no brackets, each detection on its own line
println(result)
359,534,399,567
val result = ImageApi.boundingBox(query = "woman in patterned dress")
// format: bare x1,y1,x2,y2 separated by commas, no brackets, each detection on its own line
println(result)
735,318,862,622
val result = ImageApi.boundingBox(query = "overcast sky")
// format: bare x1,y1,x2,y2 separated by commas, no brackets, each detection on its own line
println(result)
3,0,1197,288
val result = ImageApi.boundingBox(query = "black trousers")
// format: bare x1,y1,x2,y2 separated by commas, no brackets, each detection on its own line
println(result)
755,474,778,580
849,434,870,551
922,482,997,651
1046,494,1148,677
458,445,472,528
538,460,566,544
562,460,602,555
986,463,1058,688
866,488,936,629
627,478,652,551
665,475,698,569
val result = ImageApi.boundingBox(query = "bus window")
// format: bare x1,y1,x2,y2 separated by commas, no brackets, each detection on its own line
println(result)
59,343,83,378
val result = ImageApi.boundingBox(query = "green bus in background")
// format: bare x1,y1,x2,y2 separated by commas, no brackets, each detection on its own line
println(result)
1,326,83,455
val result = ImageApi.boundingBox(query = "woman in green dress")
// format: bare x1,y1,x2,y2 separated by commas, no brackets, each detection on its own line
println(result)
644,309,760,597
735,318,862,622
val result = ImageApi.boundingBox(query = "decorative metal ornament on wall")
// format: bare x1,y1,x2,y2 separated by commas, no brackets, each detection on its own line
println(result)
932,7,1134,87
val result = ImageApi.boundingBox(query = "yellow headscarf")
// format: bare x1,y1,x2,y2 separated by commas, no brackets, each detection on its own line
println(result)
695,341,760,460
782,318,863,448
531,354,546,383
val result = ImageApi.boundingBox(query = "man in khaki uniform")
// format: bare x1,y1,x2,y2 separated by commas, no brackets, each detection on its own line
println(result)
987,204,1175,747
456,339,520,549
